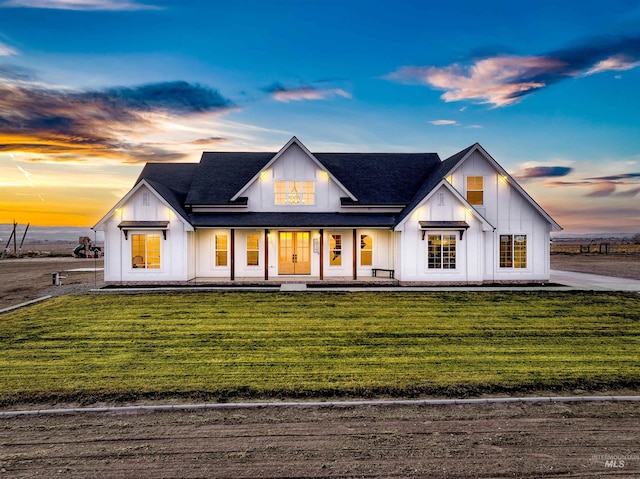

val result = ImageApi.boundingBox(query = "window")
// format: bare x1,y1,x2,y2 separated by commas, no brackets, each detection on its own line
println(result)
247,234,259,266
500,234,527,268
215,234,228,267
330,234,342,266
466,176,483,205
428,234,456,269
360,234,372,266
142,191,149,206
131,233,160,269
274,181,315,205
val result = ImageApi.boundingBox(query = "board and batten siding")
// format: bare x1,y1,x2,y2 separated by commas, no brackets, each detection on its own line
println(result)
103,185,190,282
397,185,483,282
242,143,347,212
450,150,551,281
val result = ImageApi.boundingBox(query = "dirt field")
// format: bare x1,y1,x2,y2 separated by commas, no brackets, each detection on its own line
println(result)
551,253,640,280
1,401,639,478
0,256,104,310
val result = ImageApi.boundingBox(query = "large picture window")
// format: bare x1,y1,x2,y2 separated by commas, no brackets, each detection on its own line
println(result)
500,234,527,268
428,234,456,269
247,234,259,266
215,234,228,267
131,233,160,269
360,234,372,266
330,234,342,266
466,176,484,205
274,181,315,205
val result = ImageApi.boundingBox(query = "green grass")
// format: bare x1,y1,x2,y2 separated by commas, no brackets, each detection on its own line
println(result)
1,291,639,405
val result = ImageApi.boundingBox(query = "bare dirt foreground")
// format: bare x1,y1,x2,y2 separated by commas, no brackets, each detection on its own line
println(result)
1,402,639,478
0,257,104,310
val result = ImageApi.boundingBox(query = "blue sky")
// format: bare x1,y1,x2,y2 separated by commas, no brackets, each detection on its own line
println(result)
0,0,639,232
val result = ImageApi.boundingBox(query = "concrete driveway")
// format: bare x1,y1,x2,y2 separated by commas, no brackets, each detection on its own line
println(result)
551,269,640,292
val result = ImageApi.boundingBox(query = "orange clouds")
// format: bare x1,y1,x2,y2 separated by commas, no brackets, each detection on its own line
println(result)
0,77,233,164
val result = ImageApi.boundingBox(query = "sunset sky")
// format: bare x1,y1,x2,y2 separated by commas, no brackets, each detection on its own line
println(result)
1,0,639,233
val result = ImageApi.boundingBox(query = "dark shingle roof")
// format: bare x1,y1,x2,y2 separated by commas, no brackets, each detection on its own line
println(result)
182,151,442,206
136,163,199,222
394,144,476,226
185,152,274,205
315,153,441,204
135,144,479,229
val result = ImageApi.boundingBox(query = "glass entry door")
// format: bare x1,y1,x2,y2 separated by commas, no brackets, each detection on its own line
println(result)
278,231,311,275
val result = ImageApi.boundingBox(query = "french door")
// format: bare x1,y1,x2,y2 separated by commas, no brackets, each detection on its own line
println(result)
278,231,311,275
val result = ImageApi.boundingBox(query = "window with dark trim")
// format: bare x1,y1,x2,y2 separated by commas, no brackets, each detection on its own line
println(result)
500,234,527,268
247,234,259,266
274,181,315,205
360,234,372,266
330,234,342,266
466,176,484,205
131,233,160,269
215,234,228,267
428,234,456,269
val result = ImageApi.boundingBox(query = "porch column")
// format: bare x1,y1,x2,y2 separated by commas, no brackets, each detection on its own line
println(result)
230,229,235,281
352,229,357,280
264,229,269,280
319,229,324,281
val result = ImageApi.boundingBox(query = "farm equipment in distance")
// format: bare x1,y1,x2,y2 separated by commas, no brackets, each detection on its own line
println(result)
73,236,102,258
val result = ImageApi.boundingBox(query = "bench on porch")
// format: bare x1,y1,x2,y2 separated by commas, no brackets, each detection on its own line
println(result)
371,268,395,279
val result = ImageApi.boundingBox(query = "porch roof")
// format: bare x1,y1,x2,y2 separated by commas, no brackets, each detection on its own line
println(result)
418,221,470,230
189,212,397,228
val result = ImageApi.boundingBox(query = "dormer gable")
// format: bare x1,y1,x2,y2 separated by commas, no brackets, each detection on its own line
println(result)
231,136,356,202
93,179,193,232
444,143,561,231
228,137,355,213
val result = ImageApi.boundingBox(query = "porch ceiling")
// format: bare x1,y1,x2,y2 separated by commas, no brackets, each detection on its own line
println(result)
189,212,397,228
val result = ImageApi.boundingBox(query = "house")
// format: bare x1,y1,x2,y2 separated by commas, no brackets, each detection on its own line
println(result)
93,137,561,285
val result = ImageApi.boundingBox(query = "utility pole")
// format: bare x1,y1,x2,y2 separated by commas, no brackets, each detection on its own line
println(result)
13,220,17,257
2,222,17,259
18,223,30,257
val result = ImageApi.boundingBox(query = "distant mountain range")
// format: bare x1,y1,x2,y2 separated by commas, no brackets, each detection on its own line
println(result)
551,232,637,240
0,224,103,244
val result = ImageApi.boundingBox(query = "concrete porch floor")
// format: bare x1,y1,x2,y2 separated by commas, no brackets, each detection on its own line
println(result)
189,275,399,287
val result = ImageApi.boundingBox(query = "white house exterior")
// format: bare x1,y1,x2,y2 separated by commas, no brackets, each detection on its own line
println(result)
94,137,561,285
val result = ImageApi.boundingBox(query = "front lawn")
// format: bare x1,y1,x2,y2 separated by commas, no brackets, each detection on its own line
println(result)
0,291,638,405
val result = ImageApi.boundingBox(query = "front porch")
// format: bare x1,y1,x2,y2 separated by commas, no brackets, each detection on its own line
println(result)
188,275,399,287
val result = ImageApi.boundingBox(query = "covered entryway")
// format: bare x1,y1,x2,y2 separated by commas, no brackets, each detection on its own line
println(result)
278,231,311,275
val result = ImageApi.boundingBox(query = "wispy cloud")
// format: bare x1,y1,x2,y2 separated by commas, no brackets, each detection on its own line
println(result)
585,173,640,181
429,119,457,126
387,35,640,107
0,75,235,163
585,181,618,197
584,54,640,75
0,41,18,56
546,169,640,198
514,166,573,180
0,0,160,10
264,82,351,103
189,136,228,146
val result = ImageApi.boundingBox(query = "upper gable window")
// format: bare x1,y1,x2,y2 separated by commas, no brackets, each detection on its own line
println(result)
274,181,315,205
466,176,484,205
